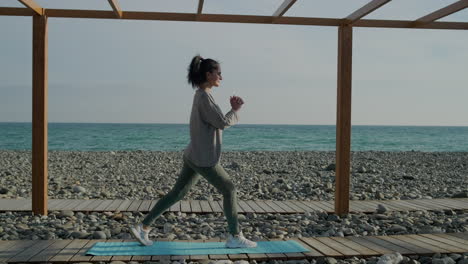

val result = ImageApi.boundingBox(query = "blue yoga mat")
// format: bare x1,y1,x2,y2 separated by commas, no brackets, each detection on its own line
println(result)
86,240,309,256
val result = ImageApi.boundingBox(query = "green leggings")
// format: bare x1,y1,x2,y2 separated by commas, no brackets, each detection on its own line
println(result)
142,155,239,234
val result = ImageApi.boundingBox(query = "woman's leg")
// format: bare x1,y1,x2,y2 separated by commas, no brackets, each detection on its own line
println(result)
142,157,201,227
187,160,239,235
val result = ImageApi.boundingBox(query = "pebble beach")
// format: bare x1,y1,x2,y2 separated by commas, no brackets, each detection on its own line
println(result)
1,150,468,264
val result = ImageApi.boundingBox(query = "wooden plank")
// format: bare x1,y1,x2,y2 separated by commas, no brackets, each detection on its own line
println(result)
190,199,203,213
301,200,328,212
1,7,468,29
107,0,123,18
273,0,297,18
330,237,380,256
393,199,430,211
362,236,415,254
32,13,48,216
256,200,276,213
289,200,314,212
245,200,265,213
282,200,306,213
264,200,286,213
345,0,391,23
238,200,254,213
447,232,468,241
431,198,467,209
0,240,31,262
418,234,468,252
319,201,335,211
236,200,247,213
49,239,91,262
148,199,158,212
378,235,433,254
381,200,418,211
375,200,408,211
180,200,191,212
73,199,95,211
169,201,181,212
115,199,133,212
126,200,143,212
408,235,468,253
393,234,449,253
85,199,108,211
7,239,55,262
316,237,360,256
200,200,212,213
291,238,323,258
272,200,296,213
55,199,79,211
335,24,352,216
105,199,125,211
414,0,468,25
18,0,43,15
408,199,448,210
137,200,153,212
435,233,468,246
348,236,394,255
29,239,74,262
208,200,223,213
300,237,343,257
17,199,32,210
69,240,98,262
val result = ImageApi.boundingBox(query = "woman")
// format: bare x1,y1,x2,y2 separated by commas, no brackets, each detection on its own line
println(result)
130,55,257,248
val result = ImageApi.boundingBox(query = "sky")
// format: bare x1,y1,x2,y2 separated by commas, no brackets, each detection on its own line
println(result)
1,0,467,126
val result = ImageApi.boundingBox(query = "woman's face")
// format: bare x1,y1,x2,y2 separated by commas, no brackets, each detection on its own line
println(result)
206,67,222,87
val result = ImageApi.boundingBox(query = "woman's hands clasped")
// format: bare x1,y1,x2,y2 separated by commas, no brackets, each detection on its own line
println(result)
230,96,244,111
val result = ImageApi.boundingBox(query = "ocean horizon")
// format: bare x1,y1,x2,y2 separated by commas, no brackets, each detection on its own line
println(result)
1,122,467,152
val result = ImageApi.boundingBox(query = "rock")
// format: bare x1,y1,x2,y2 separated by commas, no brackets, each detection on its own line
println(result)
357,166,367,173
70,231,90,239
325,164,336,171
403,176,415,180
452,191,468,198
432,257,455,264
389,225,407,233
233,261,249,264
0,187,9,194
377,252,403,264
93,231,107,239
377,204,388,214
73,186,86,193
60,211,74,217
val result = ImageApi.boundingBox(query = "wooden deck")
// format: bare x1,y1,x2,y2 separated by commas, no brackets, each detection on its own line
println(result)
1,233,467,263
0,198,467,214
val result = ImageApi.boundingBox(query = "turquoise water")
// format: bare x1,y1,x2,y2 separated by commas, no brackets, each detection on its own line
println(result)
0,122,467,152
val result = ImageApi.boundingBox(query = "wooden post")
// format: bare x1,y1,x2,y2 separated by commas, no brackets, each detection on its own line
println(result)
335,25,352,216
32,14,48,215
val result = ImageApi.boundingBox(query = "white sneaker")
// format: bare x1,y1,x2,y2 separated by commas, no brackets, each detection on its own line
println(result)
130,224,153,246
225,232,257,248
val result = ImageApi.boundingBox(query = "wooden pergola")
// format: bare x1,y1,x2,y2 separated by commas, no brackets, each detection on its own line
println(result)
2,0,467,216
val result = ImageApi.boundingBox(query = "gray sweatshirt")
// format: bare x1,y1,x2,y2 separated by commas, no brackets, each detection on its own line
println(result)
184,89,239,167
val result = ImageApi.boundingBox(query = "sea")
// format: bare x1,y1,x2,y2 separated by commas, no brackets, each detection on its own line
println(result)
0,122,467,152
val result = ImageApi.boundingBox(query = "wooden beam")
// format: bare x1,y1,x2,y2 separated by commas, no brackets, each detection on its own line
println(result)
335,25,352,216
32,14,48,216
196,0,204,20
345,0,391,24
18,0,43,15
1,8,468,29
413,0,468,26
107,0,123,19
273,0,297,19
